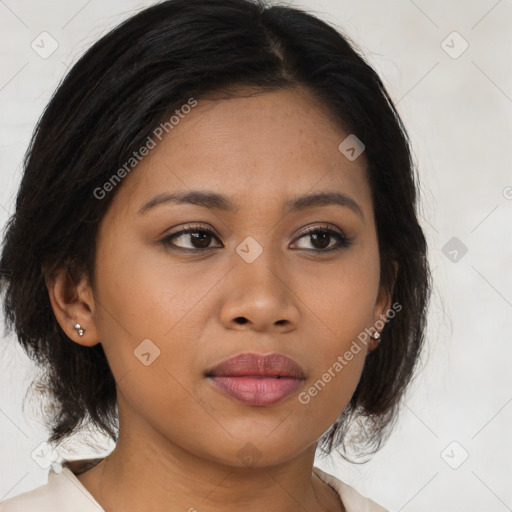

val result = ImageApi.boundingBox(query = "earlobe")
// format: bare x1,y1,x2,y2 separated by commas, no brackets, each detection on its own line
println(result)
44,266,101,347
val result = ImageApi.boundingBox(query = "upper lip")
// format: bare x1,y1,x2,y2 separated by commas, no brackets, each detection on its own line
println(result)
205,352,306,379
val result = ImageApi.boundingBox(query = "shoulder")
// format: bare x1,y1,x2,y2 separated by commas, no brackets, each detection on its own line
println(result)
0,464,103,512
313,466,389,512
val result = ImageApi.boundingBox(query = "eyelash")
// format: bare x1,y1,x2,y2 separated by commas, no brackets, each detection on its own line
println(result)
159,223,353,253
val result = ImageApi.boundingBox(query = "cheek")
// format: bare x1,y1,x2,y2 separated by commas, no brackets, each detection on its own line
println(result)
93,228,215,340
290,248,379,415
299,247,380,345
92,233,222,414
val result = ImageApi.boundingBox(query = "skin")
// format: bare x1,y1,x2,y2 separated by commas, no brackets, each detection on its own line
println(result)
47,85,394,512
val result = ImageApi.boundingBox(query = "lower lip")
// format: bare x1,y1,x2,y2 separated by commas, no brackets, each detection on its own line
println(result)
207,376,304,406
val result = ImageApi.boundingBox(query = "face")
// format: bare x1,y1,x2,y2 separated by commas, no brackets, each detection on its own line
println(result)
79,87,390,467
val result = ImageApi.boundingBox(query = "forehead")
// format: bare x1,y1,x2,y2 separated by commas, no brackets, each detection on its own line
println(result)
111,87,372,218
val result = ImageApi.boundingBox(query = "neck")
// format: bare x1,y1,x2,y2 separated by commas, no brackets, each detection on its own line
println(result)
77,394,343,512
75,396,343,512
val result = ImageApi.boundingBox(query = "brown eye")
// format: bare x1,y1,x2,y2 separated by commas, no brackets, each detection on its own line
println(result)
160,226,222,250
292,226,352,252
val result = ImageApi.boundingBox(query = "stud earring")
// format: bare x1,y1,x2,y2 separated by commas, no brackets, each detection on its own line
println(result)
73,323,85,337
371,331,381,342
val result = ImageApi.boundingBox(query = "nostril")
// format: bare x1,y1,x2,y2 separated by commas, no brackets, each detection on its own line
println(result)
235,317,248,325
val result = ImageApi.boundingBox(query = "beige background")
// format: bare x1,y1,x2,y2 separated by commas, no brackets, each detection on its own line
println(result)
1,0,511,510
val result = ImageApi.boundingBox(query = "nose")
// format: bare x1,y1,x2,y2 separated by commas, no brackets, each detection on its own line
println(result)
218,245,300,333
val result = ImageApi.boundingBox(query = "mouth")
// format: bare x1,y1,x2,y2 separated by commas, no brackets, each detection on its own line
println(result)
204,352,306,407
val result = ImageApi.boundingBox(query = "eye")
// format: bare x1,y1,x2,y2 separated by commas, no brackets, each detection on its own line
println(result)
159,223,353,253
291,225,353,252
160,224,223,251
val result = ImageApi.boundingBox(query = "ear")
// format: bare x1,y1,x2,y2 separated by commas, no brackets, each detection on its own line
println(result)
44,264,100,347
368,260,399,353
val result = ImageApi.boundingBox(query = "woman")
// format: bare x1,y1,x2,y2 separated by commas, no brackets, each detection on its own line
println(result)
0,0,430,510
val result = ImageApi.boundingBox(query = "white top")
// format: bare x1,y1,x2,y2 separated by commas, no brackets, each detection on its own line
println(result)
0,462,388,512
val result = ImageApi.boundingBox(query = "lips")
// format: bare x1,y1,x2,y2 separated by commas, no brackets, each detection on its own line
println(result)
205,352,306,379
205,352,306,406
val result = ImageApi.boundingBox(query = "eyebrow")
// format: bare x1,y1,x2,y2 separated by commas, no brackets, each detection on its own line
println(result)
138,190,364,218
